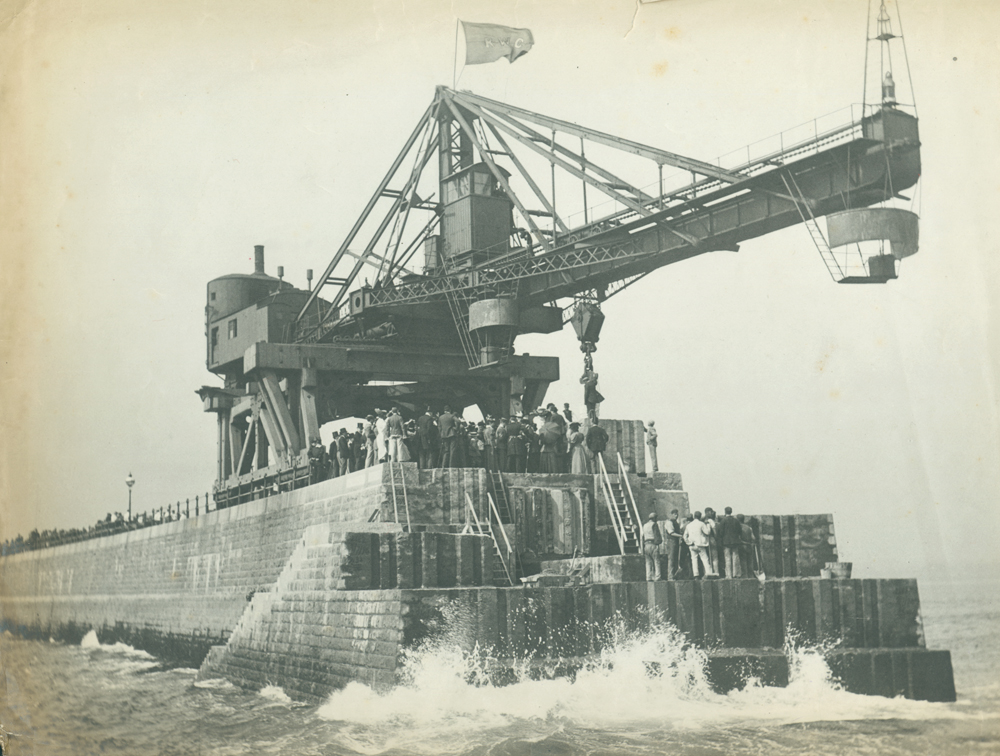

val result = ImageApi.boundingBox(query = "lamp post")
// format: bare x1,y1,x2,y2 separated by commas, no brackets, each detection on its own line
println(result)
125,472,135,521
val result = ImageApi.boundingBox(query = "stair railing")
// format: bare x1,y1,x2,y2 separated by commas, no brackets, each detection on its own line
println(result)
597,452,626,554
464,491,486,534
617,452,644,549
467,492,514,586
487,492,516,586
488,470,519,575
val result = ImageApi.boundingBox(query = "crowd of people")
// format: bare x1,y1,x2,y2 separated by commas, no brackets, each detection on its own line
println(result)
1,500,212,556
641,506,761,581
308,402,616,479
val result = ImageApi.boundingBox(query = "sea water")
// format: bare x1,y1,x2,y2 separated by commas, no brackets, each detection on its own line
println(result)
1,576,997,756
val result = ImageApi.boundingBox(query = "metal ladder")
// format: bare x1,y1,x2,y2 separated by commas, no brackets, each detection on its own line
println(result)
464,493,515,585
387,459,412,532
781,172,845,282
487,469,518,579
598,453,640,554
444,288,481,369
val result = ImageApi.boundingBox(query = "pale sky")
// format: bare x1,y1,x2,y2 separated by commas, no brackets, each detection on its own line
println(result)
1,0,997,579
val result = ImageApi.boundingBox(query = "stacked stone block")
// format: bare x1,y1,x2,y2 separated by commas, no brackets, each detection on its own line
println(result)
0,469,398,651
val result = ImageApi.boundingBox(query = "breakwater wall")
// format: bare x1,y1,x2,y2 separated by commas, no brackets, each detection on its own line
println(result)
0,463,954,702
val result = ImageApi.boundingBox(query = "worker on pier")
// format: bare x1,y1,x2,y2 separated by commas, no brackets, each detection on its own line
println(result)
642,512,663,581
507,423,527,473
494,417,509,473
645,421,659,473
580,367,604,423
328,435,340,478
387,407,406,463
351,424,366,471
703,507,721,576
364,415,378,468
720,506,743,578
684,511,716,579
585,420,609,470
416,407,439,469
663,509,683,579
307,437,329,482
438,406,457,467
376,409,389,463
336,428,351,475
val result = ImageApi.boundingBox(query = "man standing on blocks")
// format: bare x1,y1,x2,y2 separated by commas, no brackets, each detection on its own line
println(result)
645,420,659,473
642,512,663,581
684,511,717,579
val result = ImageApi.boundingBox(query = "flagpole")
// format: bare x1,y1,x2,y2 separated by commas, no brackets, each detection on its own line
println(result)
453,19,459,89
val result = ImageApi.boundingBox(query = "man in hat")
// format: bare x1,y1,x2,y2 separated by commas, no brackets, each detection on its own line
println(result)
364,415,378,468
641,512,664,581
307,436,329,483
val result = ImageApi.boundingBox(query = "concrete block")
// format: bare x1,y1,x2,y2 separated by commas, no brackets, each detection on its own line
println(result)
719,579,762,648
908,649,957,702
378,533,397,589
704,649,789,693
455,535,477,587
861,578,880,648
395,532,419,589
876,579,922,648
436,534,457,589
698,579,720,643
420,532,439,588
834,579,863,647
669,580,697,637
760,581,782,649
792,515,837,576
757,516,781,578
812,579,837,641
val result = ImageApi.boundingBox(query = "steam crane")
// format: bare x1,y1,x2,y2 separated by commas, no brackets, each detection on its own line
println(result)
198,3,920,505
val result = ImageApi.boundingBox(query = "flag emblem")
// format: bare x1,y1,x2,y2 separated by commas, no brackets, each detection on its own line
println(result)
462,21,535,65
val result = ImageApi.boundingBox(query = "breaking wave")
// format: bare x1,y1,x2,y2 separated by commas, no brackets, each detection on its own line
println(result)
315,619,964,753
79,629,155,660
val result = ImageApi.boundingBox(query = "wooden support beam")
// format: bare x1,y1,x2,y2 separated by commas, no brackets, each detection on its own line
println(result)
258,404,286,460
261,371,301,454
229,414,244,477
299,369,321,444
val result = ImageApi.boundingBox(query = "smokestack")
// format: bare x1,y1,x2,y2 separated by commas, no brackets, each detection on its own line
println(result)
254,245,265,274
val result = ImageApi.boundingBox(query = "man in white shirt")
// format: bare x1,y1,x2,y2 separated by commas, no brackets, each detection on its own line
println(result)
683,511,716,578
375,409,388,463
641,513,663,581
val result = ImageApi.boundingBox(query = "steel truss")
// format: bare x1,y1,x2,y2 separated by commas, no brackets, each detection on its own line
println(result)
292,86,916,346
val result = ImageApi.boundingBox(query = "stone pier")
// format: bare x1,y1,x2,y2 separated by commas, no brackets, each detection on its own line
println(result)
0,461,955,704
